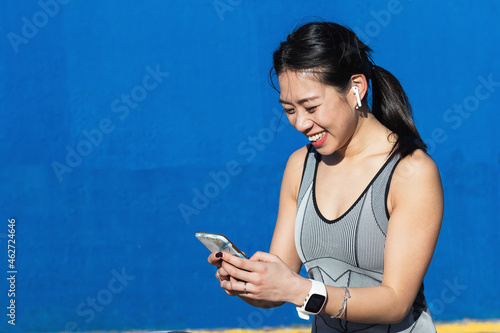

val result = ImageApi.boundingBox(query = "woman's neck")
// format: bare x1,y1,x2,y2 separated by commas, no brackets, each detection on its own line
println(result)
323,112,394,165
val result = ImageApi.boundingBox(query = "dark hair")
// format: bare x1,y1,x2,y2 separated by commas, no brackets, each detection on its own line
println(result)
270,22,426,157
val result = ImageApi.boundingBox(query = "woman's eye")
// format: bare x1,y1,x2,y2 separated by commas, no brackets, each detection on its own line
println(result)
283,108,295,114
306,106,318,112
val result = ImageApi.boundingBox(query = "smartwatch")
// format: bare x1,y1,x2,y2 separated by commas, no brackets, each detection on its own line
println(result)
296,279,328,320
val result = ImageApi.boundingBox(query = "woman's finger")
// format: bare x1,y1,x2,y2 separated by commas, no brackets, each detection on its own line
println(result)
207,252,223,267
219,252,262,273
221,275,251,295
221,260,256,283
249,251,279,262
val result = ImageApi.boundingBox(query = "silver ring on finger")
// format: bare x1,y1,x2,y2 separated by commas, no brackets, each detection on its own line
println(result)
243,282,247,292
216,271,221,281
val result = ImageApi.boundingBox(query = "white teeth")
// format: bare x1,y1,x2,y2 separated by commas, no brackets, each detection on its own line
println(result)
308,132,326,142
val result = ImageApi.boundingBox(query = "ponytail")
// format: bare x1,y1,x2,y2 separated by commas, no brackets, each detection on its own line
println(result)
370,65,427,157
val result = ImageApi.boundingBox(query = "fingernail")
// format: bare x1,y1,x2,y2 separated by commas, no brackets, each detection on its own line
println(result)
215,252,223,258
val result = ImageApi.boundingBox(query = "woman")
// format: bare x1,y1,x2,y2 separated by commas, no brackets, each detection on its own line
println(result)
208,22,443,332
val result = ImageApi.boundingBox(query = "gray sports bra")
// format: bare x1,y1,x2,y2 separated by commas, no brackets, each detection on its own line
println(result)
295,146,435,333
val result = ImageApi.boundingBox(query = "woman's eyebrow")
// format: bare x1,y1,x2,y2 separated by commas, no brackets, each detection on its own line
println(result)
279,96,321,105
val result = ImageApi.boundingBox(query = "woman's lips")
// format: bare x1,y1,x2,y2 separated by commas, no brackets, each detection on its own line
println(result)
310,132,327,147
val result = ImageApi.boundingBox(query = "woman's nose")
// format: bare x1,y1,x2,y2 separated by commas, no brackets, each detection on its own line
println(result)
294,111,313,133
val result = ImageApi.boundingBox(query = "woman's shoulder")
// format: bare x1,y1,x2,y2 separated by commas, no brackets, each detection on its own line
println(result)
390,149,442,202
281,145,311,199
386,149,443,217
393,149,440,181
286,144,311,167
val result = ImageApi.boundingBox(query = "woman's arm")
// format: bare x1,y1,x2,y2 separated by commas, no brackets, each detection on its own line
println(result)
268,145,309,271
327,149,443,323
218,150,444,323
209,146,310,308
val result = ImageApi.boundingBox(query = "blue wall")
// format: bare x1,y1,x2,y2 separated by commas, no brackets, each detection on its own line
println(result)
1,0,499,332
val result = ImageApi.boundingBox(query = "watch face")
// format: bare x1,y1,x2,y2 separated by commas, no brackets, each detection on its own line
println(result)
305,294,326,313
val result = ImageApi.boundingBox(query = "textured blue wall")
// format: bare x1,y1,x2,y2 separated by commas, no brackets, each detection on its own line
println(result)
1,0,499,332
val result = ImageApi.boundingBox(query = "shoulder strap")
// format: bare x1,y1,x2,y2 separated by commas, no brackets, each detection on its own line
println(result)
297,145,318,208
370,153,403,235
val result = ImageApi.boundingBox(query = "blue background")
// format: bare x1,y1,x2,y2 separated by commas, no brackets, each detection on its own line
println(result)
1,0,499,332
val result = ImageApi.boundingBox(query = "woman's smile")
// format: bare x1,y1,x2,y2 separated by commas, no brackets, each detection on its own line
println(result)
308,131,327,147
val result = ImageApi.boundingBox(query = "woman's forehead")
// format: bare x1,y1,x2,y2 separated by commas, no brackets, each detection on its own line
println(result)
278,70,328,102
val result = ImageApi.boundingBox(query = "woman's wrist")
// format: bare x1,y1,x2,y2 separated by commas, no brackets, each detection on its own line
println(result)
289,275,313,306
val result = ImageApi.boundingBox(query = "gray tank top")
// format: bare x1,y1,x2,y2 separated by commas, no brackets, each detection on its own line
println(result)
295,146,435,333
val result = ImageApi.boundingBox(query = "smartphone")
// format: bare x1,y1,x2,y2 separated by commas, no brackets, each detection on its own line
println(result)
195,232,247,259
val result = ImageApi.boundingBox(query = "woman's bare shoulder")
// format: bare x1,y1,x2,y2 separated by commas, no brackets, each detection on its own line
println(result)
388,149,443,213
392,149,440,184
281,145,311,200
286,145,310,167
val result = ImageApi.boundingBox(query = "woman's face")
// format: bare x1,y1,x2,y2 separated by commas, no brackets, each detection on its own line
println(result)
278,70,359,156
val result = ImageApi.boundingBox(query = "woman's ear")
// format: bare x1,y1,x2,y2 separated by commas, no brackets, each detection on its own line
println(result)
350,74,368,102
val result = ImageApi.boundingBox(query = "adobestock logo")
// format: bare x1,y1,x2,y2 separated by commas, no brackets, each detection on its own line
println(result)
178,108,287,225
428,277,468,316
353,0,406,44
64,267,135,332
51,64,169,183
236,300,275,329
213,0,242,21
7,0,71,54
424,73,499,155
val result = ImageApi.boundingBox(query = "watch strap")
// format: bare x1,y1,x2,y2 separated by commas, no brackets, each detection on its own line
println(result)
296,279,327,320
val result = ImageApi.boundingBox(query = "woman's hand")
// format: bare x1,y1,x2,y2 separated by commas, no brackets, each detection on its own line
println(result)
215,251,310,306
207,252,237,295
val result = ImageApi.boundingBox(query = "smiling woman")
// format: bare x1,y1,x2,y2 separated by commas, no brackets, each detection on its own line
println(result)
207,21,444,333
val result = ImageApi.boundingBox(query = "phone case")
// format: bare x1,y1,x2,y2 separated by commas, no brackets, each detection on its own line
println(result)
195,232,247,258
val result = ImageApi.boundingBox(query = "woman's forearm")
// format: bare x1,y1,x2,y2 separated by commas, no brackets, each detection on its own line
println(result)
322,285,411,324
239,296,284,309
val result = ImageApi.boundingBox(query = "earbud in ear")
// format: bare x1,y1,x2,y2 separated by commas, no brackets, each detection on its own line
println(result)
352,86,362,109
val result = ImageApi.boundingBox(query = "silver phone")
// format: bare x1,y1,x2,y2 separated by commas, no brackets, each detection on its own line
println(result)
195,232,247,259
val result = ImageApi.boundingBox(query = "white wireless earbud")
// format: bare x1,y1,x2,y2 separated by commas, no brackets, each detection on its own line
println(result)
352,86,362,109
